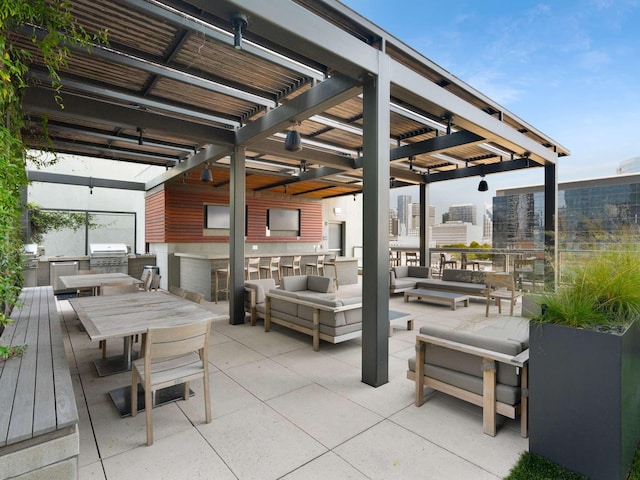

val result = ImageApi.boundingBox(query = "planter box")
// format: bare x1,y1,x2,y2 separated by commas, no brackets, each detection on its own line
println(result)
529,320,640,480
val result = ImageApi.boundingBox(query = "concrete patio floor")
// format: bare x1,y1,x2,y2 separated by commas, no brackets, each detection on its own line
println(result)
58,279,527,480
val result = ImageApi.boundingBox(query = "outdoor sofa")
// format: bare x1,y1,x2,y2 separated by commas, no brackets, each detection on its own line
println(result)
407,320,529,437
265,274,362,351
390,266,487,297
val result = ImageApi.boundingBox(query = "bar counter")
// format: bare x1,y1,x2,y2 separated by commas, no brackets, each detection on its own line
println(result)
175,252,359,301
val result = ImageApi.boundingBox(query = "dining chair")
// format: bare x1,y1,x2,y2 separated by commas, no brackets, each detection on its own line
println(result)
461,252,480,271
214,264,229,303
281,255,302,276
405,251,419,266
131,319,212,446
438,253,457,277
184,290,205,304
389,250,401,268
168,285,187,297
305,254,325,276
98,282,140,357
259,256,282,285
245,257,261,280
139,270,152,291
485,272,521,317
513,258,537,291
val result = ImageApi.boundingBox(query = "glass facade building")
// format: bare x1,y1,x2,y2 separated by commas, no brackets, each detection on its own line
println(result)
494,174,640,250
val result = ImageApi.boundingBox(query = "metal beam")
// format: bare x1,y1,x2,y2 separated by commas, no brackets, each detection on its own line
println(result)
236,75,362,146
146,143,231,190
27,171,146,191
28,71,240,129
423,158,530,183
119,0,325,83
390,130,484,161
249,137,355,170
229,146,246,325
42,139,179,166
189,0,379,79
23,26,276,110
23,86,234,145
389,59,558,165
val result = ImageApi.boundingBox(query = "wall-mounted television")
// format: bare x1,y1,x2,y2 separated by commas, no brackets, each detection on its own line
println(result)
205,204,230,229
267,208,300,235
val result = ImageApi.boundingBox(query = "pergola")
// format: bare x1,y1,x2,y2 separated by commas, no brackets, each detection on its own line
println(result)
17,0,569,386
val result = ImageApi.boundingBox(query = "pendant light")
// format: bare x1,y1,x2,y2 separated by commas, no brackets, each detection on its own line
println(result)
284,122,302,152
200,163,213,183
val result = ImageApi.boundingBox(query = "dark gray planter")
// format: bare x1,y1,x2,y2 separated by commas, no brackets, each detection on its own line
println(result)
529,320,640,480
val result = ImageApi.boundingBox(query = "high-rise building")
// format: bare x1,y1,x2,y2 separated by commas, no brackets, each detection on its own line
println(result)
447,204,477,225
397,195,411,236
616,156,640,174
494,174,640,250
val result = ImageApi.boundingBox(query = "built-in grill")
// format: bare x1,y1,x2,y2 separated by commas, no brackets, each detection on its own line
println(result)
89,243,129,274
22,244,39,287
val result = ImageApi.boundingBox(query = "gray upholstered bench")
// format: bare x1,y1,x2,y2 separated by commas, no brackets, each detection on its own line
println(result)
0,286,79,479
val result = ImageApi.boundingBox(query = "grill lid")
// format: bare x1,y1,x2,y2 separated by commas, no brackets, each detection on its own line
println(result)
23,244,38,256
89,243,128,256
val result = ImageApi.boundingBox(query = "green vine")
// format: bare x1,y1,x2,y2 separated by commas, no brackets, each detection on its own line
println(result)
0,1,107,356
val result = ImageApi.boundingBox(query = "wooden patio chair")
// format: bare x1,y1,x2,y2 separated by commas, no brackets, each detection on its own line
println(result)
485,272,521,317
305,254,325,276
184,290,205,304
259,256,282,284
214,264,229,303
439,253,457,277
131,319,212,446
281,255,302,276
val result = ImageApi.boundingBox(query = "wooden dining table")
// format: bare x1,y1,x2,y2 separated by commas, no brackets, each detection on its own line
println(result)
69,290,227,416
60,272,144,296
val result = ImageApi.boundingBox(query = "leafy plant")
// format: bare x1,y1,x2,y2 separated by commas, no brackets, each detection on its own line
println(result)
534,246,640,329
27,202,99,244
0,1,107,329
0,344,26,361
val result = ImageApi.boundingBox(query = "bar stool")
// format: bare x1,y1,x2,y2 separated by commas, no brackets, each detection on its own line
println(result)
259,257,282,285
324,255,339,289
214,263,229,303
245,257,260,280
281,255,302,276
305,254,325,276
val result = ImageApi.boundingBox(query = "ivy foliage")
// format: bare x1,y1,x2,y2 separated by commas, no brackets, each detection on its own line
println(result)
0,1,107,333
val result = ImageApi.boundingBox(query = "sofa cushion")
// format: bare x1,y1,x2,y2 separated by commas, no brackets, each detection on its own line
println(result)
393,266,409,278
281,275,308,292
307,275,332,293
245,279,277,304
407,266,430,278
417,324,525,387
441,269,486,284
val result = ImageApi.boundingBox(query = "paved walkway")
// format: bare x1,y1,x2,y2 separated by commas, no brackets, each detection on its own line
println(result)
59,281,527,480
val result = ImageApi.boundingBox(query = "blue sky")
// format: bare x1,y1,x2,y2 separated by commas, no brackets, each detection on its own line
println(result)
340,0,640,215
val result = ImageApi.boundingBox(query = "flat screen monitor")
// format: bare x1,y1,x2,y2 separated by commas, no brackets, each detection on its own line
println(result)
205,204,230,229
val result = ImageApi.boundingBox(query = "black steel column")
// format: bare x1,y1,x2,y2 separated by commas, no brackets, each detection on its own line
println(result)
419,184,427,266
361,52,390,387
229,146,246,324
544,162,558,291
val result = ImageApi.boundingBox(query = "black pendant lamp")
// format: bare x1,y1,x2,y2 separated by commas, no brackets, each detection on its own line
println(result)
284,127,302,152
478,175,488,192
200,163,213,183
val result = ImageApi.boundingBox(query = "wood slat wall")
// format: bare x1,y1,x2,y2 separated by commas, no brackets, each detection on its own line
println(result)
145,184,322,243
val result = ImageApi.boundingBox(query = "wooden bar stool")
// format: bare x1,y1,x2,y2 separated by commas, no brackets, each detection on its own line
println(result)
281,255,301,276
214,264,229,303
245,257,260,280
305,254,325,276
324,255,339,289
259,257,282,285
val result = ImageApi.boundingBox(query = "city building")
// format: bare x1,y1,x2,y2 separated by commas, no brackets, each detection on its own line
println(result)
432,221,483,246
494,173,640,250
397,195,412,236
446,204,477,225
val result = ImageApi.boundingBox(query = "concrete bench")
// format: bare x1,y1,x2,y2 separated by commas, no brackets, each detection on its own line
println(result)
0,286,79,479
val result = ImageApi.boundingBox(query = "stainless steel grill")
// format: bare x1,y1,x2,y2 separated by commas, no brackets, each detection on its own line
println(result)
22,244,39,287
89,243,129,274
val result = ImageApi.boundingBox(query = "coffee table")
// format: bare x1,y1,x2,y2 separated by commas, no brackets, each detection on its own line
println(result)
404,288,469,310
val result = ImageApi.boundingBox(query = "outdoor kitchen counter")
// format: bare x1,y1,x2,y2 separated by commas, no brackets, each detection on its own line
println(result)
176,252,359,301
